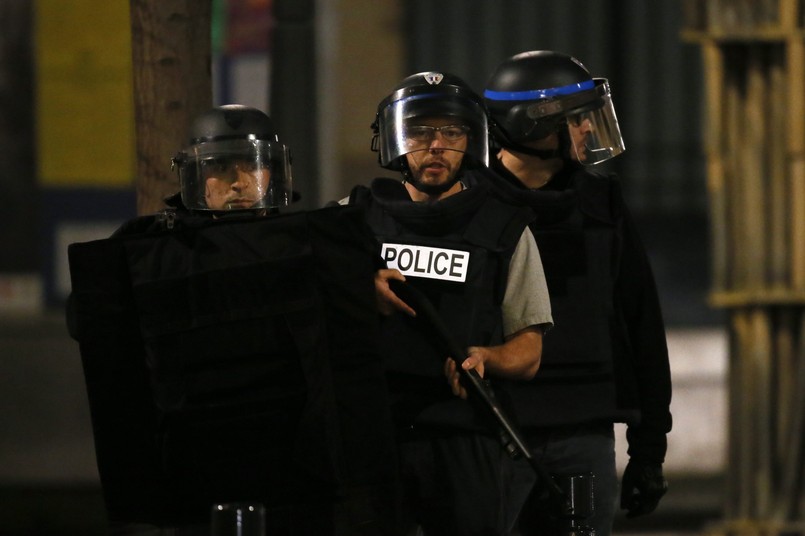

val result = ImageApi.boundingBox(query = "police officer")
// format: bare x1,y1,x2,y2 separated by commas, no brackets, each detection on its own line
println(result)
108,104,293,240
171,104,293,215
345,72,553,535
481,50,672,535
68,104,401,535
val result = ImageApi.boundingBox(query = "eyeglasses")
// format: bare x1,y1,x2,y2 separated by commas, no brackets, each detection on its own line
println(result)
404,124,470,144
201,157,260,174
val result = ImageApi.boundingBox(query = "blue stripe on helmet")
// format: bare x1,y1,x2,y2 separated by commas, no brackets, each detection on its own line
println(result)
483,79,595,101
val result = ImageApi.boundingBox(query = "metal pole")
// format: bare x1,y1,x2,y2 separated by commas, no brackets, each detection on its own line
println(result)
270,0,319,210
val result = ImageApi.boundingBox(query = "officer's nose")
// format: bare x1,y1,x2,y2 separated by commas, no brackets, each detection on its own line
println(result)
428,136,446,152
231,170,252,191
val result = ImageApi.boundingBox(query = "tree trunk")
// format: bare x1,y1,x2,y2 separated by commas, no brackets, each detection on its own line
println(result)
130,0,212,215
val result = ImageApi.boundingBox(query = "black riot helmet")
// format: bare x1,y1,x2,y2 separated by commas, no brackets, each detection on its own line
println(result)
484,51,625,165
371,71,489,173
171,105,293,213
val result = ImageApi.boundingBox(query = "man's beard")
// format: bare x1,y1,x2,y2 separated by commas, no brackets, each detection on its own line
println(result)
405,155,462,195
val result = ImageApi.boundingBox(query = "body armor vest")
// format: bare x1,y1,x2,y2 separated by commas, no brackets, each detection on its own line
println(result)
488,166,628,427
534,171,617,374
350,176,534,431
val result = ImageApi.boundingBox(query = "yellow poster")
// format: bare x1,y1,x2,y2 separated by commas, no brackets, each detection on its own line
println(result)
36,1,134,186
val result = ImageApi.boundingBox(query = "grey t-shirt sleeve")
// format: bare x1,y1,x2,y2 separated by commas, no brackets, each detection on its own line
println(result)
502,227,553,337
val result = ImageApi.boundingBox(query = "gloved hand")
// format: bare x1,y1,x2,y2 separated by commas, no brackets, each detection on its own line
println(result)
620,459,668,518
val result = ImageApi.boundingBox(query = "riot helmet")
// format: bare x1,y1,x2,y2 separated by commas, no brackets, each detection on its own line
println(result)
372,71,489,174
484,51,625,165
172,105,293,212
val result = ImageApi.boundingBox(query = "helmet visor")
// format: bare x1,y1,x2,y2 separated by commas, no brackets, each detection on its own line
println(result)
564,90,625,165
177,139,292,211
488,78,625,163
377,94,489,168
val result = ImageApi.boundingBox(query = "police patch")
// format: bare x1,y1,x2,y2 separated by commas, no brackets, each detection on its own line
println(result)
423,72,444,85
382,243,469,282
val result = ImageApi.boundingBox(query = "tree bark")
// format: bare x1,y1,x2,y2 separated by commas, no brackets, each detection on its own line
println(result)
130,0,212,215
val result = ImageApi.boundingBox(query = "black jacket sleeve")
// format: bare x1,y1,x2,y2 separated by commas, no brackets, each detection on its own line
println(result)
611,183,673,464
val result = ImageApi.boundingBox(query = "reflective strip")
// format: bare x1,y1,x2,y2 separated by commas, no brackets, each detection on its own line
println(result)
484,79,595,101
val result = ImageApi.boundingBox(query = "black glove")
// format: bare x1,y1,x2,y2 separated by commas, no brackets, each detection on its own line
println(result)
620,459,668,518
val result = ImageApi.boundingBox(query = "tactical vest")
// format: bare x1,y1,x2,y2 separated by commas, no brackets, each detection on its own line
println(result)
350,176,534,431
490,167,628,427
67,206,398,532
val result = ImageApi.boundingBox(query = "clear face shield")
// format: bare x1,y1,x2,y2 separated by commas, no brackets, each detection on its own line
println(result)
376,94,489,168
174,139,292,212
564,91,625,165
528,79,625,165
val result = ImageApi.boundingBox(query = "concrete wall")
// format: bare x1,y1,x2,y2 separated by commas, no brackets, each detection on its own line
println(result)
322,0,406,203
